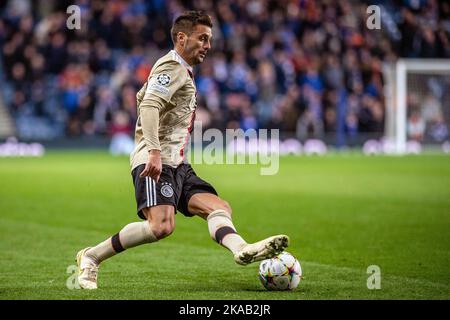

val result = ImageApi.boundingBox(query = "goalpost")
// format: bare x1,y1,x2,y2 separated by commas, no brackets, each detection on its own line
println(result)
383,59,450,154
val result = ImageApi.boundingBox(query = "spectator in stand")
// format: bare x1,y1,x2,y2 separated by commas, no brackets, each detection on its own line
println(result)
0,0,448,145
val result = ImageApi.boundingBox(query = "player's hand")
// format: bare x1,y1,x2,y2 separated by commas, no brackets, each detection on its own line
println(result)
140,149,162,182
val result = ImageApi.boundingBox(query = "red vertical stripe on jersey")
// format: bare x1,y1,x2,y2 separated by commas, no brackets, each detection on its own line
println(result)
180,111,196,160
180,69,196,161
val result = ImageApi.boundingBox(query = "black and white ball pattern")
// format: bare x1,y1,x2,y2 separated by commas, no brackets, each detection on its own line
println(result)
156,74,171,86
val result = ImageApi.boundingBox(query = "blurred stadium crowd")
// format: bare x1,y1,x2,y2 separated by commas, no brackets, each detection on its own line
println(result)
0,0,449,145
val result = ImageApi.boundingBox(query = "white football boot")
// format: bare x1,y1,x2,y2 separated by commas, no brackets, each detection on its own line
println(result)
234,234,290,265
76,247,99,289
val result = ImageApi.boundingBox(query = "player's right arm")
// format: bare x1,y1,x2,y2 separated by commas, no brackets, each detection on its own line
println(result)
139,106,162,181
138,61,187,181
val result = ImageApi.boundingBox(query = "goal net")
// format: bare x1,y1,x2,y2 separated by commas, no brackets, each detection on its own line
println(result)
383,59,450,154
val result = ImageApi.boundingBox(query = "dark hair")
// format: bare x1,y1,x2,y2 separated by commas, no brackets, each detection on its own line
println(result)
171,11,213,44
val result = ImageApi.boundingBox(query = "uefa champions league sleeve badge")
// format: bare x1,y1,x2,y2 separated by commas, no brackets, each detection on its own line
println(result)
157,74,171,86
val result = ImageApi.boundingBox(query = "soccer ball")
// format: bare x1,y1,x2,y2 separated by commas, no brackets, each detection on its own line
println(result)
258,252,302,291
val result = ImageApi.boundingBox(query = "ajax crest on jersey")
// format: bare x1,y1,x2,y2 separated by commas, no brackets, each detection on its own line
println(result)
258,251,302,291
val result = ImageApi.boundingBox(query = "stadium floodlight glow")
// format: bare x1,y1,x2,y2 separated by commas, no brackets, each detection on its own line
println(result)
383,59,450,154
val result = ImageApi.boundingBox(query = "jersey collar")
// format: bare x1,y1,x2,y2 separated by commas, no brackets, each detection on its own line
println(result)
171,49,193,74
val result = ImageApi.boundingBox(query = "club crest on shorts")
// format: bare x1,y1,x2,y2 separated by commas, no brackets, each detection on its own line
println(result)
161,183,174,198
156,74,171,86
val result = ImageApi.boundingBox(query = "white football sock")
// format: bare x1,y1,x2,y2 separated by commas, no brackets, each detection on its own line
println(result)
207,209,247,255
86,221,157,264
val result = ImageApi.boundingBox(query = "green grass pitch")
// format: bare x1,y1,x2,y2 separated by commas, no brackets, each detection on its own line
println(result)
0,151,449,299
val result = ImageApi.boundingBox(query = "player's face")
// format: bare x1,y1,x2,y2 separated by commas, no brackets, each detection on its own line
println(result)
184,24,212,65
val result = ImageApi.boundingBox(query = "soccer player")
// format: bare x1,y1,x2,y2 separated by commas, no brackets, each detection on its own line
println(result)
76,11,289,289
